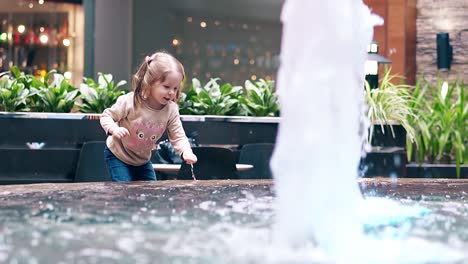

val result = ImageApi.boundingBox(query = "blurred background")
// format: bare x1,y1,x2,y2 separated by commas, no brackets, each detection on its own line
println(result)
0,0,283,87
0,0,466,87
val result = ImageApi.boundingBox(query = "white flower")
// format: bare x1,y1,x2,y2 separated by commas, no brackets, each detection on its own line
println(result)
441,81,448,100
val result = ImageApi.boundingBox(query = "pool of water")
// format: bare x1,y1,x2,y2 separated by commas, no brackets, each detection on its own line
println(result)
0,179,467,263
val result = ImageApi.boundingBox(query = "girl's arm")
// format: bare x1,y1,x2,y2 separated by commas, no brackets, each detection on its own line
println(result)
100,94,129,136
167,106,197,163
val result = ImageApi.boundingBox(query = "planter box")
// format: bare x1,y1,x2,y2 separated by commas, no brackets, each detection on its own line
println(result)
0,112,280,184
360,123,407,177
369,123,406,148
406,164,468,179
180,115,279,145
0,148,79,184
360,147,406,178
0,113,105,184
0,112,409,183
0,113,279,147
0,112,104,148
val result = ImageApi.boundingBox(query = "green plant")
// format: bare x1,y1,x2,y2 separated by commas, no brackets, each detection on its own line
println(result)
0,71,32,112
365,67,416,144
77,73,127,113
178,78,244,115
29,70,79,113
407,76,467,177
239,79,279,117
8,66,40,90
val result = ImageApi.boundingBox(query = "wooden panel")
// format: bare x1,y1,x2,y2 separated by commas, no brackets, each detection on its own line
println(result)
387,0,407,83
365,0,417,84
405,0,417,84
364,0,388,57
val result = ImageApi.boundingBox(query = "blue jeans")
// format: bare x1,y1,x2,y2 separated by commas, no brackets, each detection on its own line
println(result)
104,146,157,182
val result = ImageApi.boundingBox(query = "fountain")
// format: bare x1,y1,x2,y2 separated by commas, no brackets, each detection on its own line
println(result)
271,1,375,258
0,1,467,263
1,180,468,263
271,0,466,263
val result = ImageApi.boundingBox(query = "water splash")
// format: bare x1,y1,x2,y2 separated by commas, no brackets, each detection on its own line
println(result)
190,164,197,181
270,1,466,263
271,1,378,259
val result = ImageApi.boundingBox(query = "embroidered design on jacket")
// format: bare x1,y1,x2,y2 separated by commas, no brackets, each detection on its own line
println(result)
124,122,165,154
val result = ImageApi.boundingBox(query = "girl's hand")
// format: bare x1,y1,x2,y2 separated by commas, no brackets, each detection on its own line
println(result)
183,152,198,164
110,127,130,139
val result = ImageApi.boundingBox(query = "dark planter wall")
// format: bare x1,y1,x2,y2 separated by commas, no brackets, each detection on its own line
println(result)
0,114,106,184
360,124,407,178
369,124,406,148
0,148,80,184
0,116,105,148
360,150,407,178
182,119,278,145
0,114,279,184
406,164,468,179
2,113,459,183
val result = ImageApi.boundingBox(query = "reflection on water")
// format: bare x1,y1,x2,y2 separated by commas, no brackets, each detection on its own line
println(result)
0,180,467,263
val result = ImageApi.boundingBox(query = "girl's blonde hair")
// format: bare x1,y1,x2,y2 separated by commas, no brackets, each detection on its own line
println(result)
132,51,185,107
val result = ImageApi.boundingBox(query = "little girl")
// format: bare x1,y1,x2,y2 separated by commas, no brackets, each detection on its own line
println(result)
100,51,197,182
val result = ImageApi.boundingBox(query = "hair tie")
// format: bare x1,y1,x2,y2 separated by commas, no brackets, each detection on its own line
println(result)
145,56,152,64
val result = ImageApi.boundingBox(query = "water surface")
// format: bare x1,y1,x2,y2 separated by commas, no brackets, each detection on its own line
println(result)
0,179,467,263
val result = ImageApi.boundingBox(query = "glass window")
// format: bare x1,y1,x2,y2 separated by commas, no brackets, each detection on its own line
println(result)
170,13,281,85
0,0,83,85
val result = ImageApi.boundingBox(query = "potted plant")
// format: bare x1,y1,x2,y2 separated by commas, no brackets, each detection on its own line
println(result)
362,67,415,177
406,76,467,178
0,68,32,112
365,68,416,145
29,72,79,113
176,77,279,146
0,72,280,184
239,79,279,117
77,73,127,114
178,78,244,116
0,69,125,184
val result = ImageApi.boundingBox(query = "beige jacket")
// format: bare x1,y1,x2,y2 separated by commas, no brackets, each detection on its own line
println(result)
100,92,193,166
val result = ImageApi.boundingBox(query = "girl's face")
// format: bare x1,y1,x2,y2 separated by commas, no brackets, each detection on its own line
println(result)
147,71,182,110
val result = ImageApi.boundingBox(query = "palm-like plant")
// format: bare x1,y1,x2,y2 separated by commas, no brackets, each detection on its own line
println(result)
365,67,416,145
239,79,279,117
77,73,127,113
178,78,244,116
